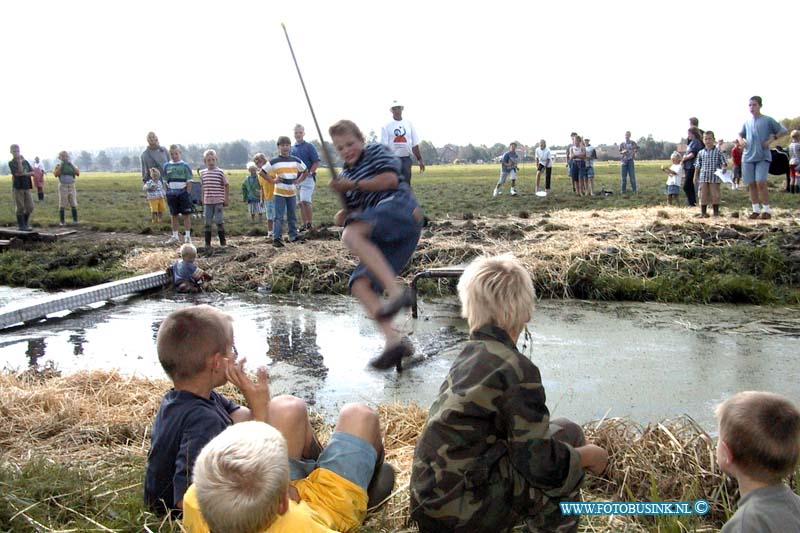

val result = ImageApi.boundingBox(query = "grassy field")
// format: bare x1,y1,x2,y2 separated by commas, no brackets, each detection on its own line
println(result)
2,161,798,234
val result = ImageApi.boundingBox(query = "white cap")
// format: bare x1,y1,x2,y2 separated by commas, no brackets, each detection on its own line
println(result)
390,100,403,109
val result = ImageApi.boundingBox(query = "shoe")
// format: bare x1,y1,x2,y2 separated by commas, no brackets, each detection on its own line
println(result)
375,287,414,320
748,212,761,220
164,235,180,245
492,188,501,197
510,187,518,196
367,463,396,508
370,337,413,371
184,235,192,244
760,212,771,220
289,235,305,243
59,222,65,227
272,239,285,248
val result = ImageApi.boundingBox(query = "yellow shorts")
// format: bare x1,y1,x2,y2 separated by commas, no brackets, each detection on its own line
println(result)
148,198,166,213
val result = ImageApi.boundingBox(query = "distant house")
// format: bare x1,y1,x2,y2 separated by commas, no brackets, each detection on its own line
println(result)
438,145,458,164
552,149,568,163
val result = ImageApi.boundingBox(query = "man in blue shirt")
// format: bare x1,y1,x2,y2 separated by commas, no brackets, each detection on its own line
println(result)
738,96,787,220
291,124,321,231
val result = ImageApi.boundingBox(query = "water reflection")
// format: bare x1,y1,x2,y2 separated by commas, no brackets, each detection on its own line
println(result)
266,314,326,379
69,330,86,356
25,338,46,367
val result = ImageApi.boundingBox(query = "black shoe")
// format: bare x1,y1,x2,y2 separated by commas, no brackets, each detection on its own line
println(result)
289,235,305,243
367,463,396,508
375,287,414,320
370,337,413,371
272,239,284,248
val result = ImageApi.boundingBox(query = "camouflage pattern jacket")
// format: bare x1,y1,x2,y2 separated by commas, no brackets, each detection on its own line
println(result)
410,324,584,530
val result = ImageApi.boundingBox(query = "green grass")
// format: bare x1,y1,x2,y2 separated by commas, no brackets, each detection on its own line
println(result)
3,162,798,234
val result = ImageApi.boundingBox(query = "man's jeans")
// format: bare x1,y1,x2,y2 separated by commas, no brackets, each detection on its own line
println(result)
620,159,637,193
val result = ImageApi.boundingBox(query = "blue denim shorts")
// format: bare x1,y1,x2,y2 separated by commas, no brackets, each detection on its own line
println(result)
289,431,377,491
264,199,275,220
742,160,770,185
346,191,421,293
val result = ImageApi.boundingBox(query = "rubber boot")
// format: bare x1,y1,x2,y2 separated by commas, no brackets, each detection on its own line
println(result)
16,215,25,230
217,225,226,246
23,213,31,230
59,208,65,226
71,207,78,224
712,204,720,217
204,229,212,248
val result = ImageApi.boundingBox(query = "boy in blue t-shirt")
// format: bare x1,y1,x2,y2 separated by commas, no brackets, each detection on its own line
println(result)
163,145,195,245
493,142,519,197
144,304,279,516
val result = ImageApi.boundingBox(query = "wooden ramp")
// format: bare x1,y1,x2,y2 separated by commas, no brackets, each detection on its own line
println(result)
0,271,169,330
410,265,466,318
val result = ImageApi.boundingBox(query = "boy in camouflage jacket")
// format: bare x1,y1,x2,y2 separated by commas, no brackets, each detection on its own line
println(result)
410,254,608,532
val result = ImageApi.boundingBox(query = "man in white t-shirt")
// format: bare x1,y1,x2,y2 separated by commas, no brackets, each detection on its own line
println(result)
534,139,553,193
380,100,425,185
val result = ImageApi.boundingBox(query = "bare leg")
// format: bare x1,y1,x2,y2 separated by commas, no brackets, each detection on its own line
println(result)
342,222,402,298
749,183,759,204
171,215,179,233
268,395,318,460
351,278,401,347
536,170,542,191
182,214,192,234
757,180,769,206
334,403,383,457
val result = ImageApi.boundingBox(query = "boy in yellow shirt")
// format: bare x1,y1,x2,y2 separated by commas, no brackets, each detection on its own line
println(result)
182,399,395,533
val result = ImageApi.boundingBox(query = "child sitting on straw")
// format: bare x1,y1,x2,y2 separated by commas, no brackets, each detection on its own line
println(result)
171,243,213,294
181,404,396,532
410,254,608,532
716,391,800,532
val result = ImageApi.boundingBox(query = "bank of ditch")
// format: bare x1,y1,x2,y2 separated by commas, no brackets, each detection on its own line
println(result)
2,207,798,305
1,369,764,532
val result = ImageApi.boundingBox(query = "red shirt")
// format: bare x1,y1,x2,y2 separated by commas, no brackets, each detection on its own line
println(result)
731,145,743,167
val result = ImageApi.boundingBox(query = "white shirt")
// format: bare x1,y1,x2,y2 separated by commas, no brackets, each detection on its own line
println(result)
666,163,682,187
535,147,552,167
380,118,419,157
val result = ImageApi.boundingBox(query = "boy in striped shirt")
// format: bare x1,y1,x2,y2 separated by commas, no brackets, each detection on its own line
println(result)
260,137,307,248
200,149,229,248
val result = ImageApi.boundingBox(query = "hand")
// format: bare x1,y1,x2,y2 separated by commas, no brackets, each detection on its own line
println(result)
761,139,771,149
330,178,354,193
226,358,271,421
577,444,609,476
419,161,426,173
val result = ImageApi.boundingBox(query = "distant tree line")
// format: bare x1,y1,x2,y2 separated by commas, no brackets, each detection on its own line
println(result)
3,118,797,175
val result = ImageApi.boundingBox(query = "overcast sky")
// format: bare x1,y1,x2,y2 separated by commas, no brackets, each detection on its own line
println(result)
4,0,797,160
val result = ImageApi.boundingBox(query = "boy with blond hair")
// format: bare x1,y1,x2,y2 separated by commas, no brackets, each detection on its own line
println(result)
242,162,264,222
144,168,167,223
163,144,194,244
53,151,80,226
410,254,608,532
182,398,395,533
171,243,213,293
716,391,800,532
254,153,275,234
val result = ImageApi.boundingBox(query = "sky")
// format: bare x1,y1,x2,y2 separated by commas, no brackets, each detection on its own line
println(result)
4,0,798,160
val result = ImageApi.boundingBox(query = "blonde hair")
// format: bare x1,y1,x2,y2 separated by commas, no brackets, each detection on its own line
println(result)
156,304,233,381
716,391,800,482
253,153,266,165
457,254,536,334
180,243,197,261
791,129,799,141
246,162,258,172
328,120,365,142
194,421,289,533
203,149,217,160
670,151,682,161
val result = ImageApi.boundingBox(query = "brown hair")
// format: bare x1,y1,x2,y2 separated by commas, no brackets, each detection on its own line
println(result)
328,120,365,143
277,136,291,146
716,391,800,482
688,126,701,140
156,305,233,381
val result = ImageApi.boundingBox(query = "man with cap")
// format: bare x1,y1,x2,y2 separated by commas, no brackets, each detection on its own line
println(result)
380,100,425,186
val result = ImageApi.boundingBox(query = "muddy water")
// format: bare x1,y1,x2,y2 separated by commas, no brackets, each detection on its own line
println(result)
1,286,798,429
